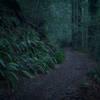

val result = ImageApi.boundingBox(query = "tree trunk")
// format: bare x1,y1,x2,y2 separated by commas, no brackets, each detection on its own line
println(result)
3,0,25,22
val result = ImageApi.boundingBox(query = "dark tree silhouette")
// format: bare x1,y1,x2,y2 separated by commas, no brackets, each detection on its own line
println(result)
88,0,98,15
2,0,25,22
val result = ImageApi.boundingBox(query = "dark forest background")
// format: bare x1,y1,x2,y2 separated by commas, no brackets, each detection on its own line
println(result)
0,0,100,96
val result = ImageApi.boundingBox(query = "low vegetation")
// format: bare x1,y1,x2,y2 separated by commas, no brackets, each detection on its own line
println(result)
0,27,64,88
0,1,64,88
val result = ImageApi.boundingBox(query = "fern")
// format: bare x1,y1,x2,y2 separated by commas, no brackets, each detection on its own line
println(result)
0,27,64,88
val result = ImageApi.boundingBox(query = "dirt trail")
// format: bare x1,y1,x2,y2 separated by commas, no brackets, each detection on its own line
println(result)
2,49,95,100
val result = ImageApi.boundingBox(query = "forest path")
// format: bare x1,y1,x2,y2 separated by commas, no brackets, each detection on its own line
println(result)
11,49,94,100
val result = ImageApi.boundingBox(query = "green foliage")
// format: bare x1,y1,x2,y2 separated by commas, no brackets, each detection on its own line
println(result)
54,49,65,64
0,25,64,88
0,59,19,88
87,66,100,83
18,0,72,46
45,1,72,46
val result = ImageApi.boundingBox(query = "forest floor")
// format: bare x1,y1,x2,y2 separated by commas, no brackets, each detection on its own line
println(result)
0,48,98,100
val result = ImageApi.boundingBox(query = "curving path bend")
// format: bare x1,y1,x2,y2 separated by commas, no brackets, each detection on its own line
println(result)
2,49,95,100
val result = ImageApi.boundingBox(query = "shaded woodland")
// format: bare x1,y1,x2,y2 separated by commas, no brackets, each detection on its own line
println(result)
0,0,100,100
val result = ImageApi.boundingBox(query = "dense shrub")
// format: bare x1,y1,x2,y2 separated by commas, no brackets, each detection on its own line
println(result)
0,26,64,88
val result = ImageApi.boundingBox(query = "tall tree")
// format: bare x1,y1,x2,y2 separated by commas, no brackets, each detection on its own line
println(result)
72,0,82,49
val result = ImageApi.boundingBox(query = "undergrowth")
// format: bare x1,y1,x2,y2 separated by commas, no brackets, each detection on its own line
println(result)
87,64,100,84
0,8,64,88
0,27,64,88
0,1,65,89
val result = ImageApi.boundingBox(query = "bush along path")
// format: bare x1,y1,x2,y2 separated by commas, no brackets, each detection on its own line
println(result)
0,48,97,100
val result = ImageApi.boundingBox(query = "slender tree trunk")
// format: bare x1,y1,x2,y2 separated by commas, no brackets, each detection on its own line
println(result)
72,0,82,49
